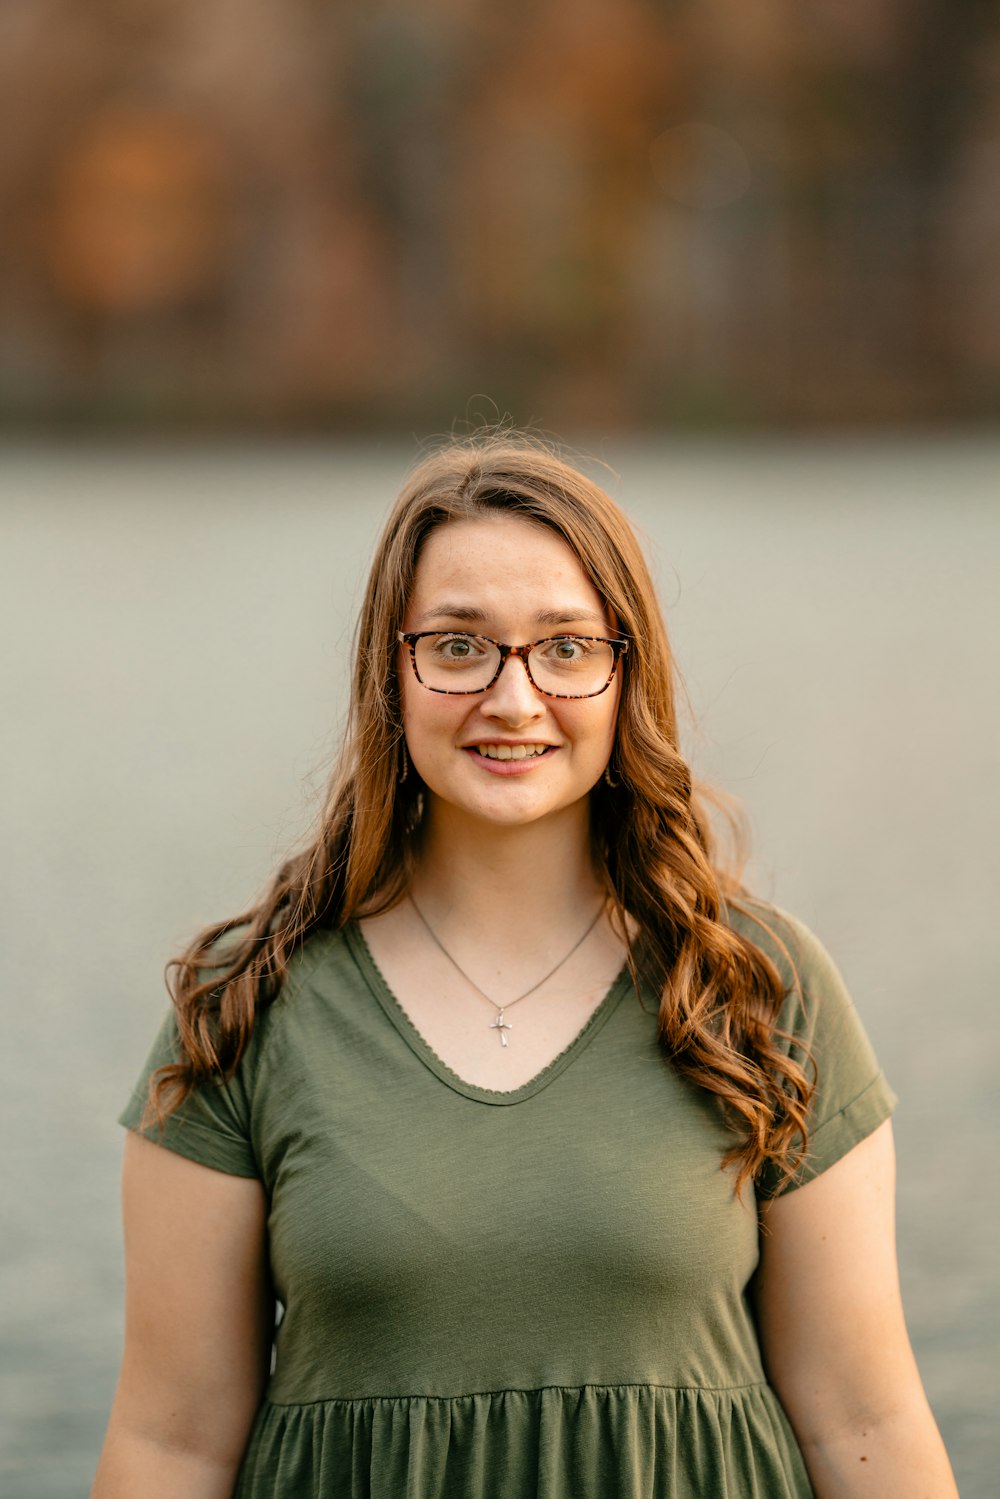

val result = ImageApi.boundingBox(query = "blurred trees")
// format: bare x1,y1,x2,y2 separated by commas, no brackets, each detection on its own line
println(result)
1,0,997,431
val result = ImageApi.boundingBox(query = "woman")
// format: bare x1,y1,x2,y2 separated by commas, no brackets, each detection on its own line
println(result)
93,434,958,1498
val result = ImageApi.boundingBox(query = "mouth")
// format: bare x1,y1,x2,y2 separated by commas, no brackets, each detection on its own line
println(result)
462,742,557,776
469,742,553,761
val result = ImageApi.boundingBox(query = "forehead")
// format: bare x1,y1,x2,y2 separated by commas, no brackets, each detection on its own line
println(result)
408,514,607,627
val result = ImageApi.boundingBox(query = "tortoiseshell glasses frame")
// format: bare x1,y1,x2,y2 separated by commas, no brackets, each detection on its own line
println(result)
397,631,630,699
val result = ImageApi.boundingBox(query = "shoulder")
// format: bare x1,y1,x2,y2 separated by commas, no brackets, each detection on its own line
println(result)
720,894,840,998
723,896,898,1195
129,920,357,1094
214,918,358,1026
239,921,366,1070
119,922,359,1175
210,920,353,1048
720,893,865,1061
272,919,362,1016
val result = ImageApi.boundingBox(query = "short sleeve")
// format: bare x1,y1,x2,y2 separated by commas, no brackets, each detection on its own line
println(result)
735,903,898,1199
118,1007,264,1178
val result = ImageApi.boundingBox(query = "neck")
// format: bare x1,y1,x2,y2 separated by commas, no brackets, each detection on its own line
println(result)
410,797,605,940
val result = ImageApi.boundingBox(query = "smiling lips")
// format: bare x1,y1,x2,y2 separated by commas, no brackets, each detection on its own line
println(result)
462,743,556,775
473,742,551,761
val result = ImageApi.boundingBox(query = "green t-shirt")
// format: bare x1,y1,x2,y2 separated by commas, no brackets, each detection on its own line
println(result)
120,898,896,1498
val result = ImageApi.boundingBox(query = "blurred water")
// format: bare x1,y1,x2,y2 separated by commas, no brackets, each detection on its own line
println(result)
1,437,997,1496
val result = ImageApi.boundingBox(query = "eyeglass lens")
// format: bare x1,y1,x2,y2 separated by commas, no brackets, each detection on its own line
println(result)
413,633,616,696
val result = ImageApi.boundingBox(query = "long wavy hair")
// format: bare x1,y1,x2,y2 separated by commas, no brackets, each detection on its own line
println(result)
147,432,815,1194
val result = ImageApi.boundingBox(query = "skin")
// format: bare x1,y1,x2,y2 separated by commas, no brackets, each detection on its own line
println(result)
366,514,630,1091
92,514,958,1497
399,515,620,838
91,1135,269,1498
758,1122,958,1497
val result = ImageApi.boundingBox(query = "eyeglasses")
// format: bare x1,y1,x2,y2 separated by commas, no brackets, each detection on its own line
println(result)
398,631,629,699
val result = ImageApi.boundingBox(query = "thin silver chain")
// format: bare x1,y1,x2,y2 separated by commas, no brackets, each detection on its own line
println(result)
407,892,606,1044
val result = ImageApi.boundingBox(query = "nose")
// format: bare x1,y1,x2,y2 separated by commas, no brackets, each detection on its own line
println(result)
480,653,545,724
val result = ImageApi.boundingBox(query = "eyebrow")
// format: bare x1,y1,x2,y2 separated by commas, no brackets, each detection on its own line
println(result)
416,604,609,628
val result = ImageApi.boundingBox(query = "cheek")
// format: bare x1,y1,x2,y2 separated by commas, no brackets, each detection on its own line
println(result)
400,680,427,743
400,675,463,747
593,671,622,731
398,669,416,726
586,694,620,763
602,676,623,740
600,705,620,753
556,695,619,757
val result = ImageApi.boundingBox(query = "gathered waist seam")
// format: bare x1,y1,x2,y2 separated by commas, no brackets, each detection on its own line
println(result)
261,1379,773,1410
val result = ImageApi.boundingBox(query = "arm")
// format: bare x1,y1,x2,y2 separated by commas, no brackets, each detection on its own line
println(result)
91,1132,272,1499
755,1119,958,1498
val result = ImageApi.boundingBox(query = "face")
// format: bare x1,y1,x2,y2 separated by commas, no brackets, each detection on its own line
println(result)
400,514,621,832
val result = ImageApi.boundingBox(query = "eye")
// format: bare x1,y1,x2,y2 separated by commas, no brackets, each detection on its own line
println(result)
428,633,487,660
540,636,595,661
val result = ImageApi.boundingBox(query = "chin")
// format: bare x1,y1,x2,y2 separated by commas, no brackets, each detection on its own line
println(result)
466,795,552,826
469,788,587,830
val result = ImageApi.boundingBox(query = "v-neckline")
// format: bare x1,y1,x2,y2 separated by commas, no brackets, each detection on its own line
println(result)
344,920,632,1107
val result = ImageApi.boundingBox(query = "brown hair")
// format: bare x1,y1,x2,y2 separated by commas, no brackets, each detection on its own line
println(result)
147,431,814,1194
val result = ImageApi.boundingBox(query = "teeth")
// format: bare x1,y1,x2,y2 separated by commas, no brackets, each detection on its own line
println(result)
476,743,549,760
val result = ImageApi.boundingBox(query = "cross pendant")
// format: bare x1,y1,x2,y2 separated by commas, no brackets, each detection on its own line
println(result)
489,1010,513,1047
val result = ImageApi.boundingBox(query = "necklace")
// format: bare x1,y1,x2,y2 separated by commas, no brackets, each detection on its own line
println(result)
407,893,606,1047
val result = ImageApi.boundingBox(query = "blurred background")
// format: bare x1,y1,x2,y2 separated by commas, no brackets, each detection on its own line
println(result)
2,0,1000,433
1,3,998,1497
